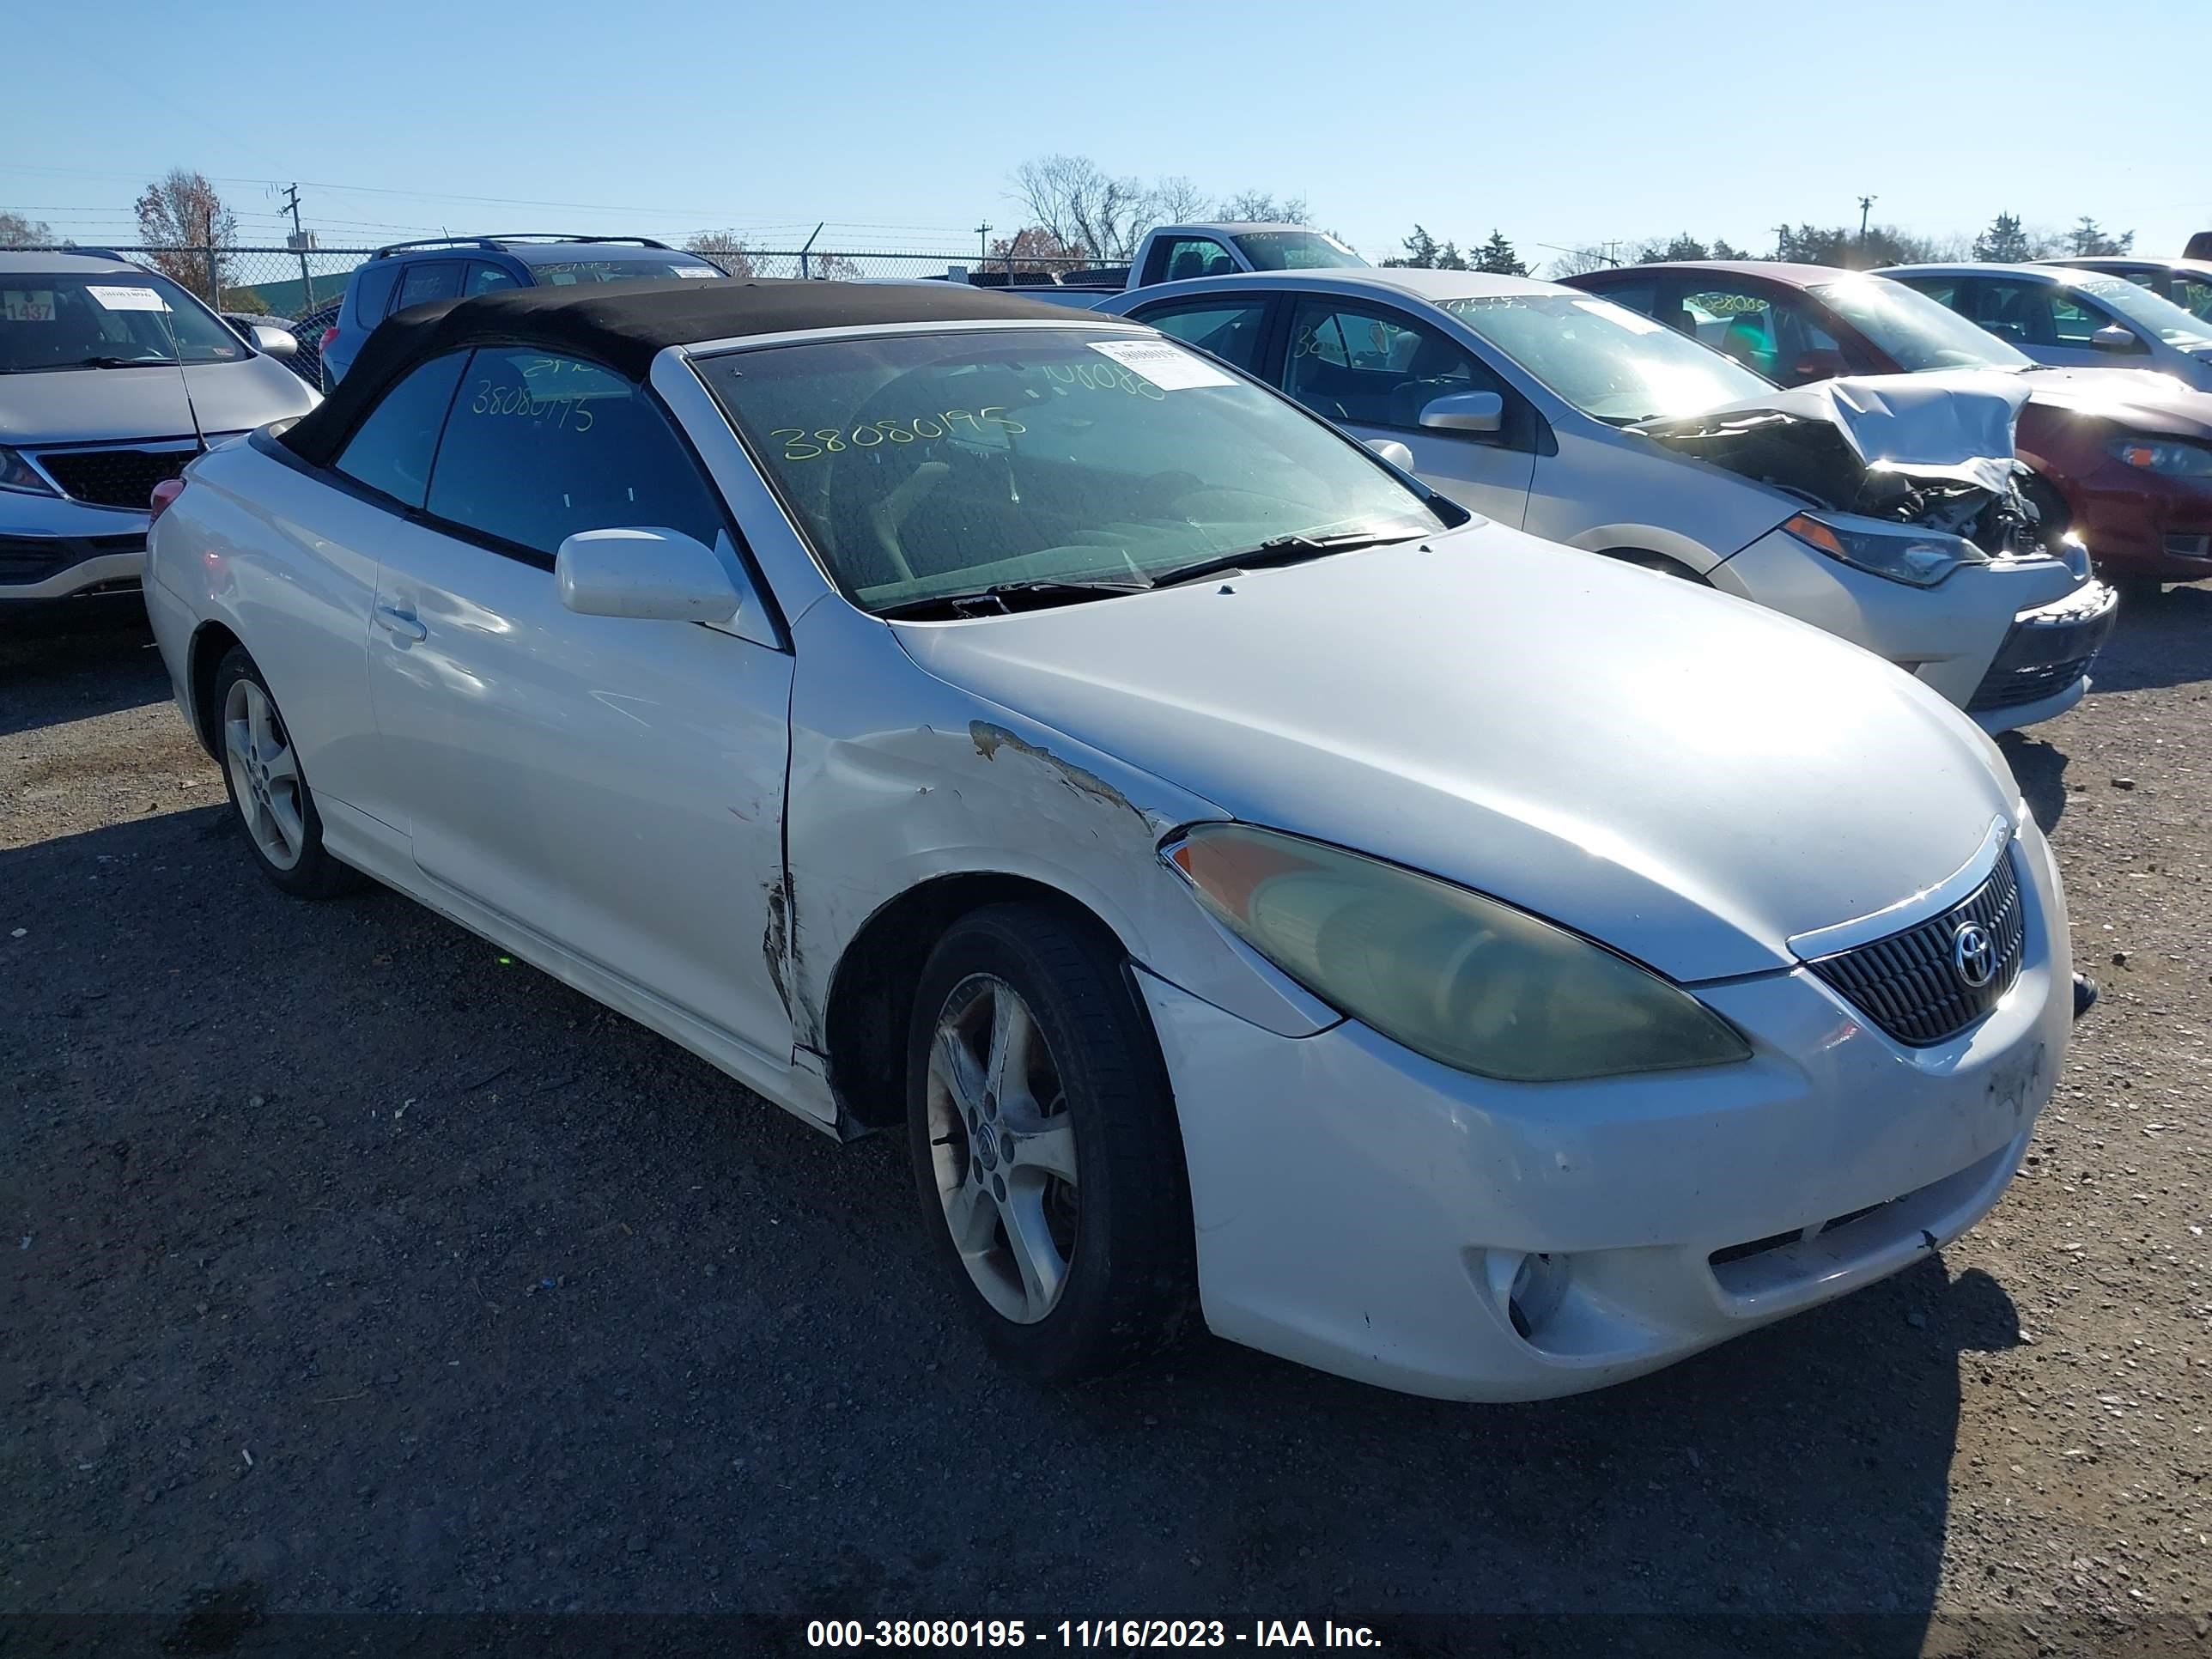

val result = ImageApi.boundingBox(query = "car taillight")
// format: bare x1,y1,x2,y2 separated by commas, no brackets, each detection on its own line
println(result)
149,478,186,524
319,326,339,353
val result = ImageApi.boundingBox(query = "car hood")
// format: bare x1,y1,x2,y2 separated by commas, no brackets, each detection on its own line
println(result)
893,524,2020,984
0,356,317,446
2014,365,2212,440
1638,371,2030,498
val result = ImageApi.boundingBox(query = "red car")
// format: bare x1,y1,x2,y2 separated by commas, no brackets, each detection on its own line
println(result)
1566,262,2212,599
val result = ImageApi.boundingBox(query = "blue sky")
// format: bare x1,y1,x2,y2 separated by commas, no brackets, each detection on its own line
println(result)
6,0,2209,267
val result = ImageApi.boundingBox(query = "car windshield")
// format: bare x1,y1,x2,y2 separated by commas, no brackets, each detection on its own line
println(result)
0,270,246,373
2063,271,2212,349
526,256,725,286
1813,276,2031,372
1231,231,1366,270
698,327,1443,613
1439,292,1770,422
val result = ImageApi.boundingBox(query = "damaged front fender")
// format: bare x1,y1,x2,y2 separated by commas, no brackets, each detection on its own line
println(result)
776,600,1341,1098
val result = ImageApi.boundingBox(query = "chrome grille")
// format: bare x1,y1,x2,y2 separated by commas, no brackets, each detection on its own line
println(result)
1808,848,2025,1046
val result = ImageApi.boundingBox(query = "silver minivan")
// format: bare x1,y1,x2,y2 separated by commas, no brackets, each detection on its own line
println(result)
2,251,319,623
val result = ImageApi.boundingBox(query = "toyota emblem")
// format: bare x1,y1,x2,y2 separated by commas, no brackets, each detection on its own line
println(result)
1952,921,1997,989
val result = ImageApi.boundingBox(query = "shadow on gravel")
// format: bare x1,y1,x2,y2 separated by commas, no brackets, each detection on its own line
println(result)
2000,731,2069,835
0,621,172,739
3,807,2018,1650
2089,584,2212,696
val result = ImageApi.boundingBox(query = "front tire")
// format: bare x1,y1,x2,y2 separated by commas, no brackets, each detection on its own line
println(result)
213,647,362,899
905,902,1194,1382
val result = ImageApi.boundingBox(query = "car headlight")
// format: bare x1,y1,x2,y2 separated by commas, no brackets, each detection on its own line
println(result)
1163,823,1751,1082
2109,437,2212,477
1783,512,1978,587
0,446,57,497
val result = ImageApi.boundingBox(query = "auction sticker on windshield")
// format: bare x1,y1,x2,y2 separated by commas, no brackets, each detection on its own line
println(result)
85,285,170,312
672,267,720,278
1088,338,1237,391
3,290,56,322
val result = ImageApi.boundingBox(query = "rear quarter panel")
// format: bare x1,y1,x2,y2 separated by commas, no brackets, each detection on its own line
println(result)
149,440,381,810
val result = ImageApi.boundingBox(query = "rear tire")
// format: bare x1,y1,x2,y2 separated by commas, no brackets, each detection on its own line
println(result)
212,647,363,899
905,902,1194,1383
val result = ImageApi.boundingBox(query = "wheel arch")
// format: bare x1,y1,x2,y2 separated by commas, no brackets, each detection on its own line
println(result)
185,618,244,761
822,871,1140,1133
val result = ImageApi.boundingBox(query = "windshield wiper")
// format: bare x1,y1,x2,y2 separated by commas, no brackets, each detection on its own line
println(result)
876,575,1153,619
1151,529,1423,589
68,355,173,369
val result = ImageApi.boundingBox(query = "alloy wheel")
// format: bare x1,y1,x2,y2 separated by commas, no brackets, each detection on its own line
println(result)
223,678,306,872
925,974,1080,1324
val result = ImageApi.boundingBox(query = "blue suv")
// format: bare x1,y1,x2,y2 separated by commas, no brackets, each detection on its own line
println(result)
318,234,726,388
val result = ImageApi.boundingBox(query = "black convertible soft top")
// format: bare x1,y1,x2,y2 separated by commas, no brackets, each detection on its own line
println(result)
282,277,1096,468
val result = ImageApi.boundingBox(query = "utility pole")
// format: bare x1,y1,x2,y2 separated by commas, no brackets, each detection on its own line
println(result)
1856,194,1877,240
1774,223,1790,259
975,221,992,261
283,183,315,309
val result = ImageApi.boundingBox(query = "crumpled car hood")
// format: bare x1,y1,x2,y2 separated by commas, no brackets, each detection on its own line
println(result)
894,522,2020,984
1637,371,2031,497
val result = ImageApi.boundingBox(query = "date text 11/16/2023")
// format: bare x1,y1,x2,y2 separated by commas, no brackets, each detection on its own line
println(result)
804,1619,1383,1649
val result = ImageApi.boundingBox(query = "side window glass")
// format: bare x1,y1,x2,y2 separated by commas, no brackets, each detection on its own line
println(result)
1967,280,2045,344
466,262,520,295
350,264,399,328
1136,301,1268,374
2180,280,2212,322
332,351,468,508
1160,238,1236,283
396,261,464,310
1592,280,1659,319
1283,301,1496,432
2047,289,2104,345
1681,287,1780,375
426,347,724,558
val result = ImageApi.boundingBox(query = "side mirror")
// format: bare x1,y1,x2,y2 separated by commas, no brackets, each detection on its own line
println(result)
1419,390,1504,435
556,527,738,623
2091,323,2144,355
249,323,299,359
1364,437,1416,471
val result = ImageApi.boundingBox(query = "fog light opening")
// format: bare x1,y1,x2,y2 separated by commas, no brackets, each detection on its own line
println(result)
1490,1250,1570,1345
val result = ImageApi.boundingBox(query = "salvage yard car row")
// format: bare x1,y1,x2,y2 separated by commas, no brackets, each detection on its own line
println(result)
8,223,2212,1400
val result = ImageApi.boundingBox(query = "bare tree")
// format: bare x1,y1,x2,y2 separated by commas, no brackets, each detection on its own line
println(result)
1009,155,1160,264
1543,246,1618,278
809,251,861,282
1215,189,1310,224
0,211,54,248
684,230,757,278
133,169,239,302
1150,175,1212,226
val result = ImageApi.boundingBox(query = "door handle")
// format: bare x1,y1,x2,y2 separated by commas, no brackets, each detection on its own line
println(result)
374,603,427,643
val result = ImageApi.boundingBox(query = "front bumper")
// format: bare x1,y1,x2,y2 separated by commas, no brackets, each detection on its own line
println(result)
0,490,151,610
1966,579,2118,734
1142,819,2069,1401
2062,457,2212,580
1715,529,2080,710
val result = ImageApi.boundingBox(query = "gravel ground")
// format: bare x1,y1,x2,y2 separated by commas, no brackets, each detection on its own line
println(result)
4,598,2211,1657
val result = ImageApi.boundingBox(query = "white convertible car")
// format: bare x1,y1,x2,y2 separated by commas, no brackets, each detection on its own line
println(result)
144,279,2073,1401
